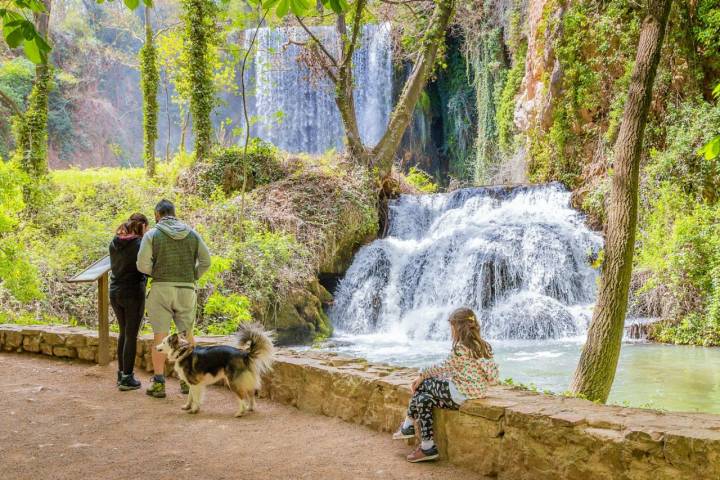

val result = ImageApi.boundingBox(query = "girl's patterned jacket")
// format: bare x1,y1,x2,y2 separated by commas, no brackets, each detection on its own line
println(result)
421,344,499,399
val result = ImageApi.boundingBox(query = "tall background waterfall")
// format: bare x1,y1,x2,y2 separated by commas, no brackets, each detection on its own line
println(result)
244,24,393,153
330,183,603,344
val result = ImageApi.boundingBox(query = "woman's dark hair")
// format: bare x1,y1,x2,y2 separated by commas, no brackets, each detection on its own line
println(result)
116,213,149,236
449,307,493,359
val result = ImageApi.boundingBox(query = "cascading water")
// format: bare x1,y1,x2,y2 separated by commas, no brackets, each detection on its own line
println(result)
330,183,603,343
244,23,393,153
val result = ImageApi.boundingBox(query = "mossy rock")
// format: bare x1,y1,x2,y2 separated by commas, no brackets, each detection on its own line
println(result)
264,280,333,345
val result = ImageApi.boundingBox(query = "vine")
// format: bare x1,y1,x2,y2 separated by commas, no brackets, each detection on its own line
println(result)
14,62,51,211
139,6,159,177
180,0,217,163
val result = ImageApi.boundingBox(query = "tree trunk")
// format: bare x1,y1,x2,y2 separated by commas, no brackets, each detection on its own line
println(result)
569,0,672,403
18,0,52,181
334,2,368,162
140,5,159,177
371,0,455,178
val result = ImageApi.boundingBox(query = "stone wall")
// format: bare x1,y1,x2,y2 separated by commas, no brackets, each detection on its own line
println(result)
2,324,719,479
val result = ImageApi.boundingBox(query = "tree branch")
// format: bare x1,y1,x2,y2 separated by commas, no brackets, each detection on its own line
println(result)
295,15,339,67
0,89,23,118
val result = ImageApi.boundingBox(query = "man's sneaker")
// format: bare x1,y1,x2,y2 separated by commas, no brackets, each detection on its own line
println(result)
146,380,166,398
180,380,190,395
116,371,122,386
118,374,141,391
406,445,439,463
392,424,416,440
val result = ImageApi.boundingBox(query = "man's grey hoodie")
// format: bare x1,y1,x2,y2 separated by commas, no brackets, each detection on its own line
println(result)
136,216,211,287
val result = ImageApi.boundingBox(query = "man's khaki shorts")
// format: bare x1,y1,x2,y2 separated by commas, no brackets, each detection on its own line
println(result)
146,284,196,334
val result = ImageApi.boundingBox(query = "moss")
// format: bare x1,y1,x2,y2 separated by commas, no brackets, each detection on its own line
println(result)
496,41,527,156
139,16,159,177
180,0,216,163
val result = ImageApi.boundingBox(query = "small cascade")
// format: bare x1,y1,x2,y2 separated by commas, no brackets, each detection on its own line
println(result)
330,183,603,341
244,23,393,153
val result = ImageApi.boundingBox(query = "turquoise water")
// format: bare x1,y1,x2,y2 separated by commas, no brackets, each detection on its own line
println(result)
325,335,720,414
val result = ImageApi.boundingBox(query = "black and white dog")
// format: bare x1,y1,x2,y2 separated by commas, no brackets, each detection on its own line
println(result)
156,323,274,417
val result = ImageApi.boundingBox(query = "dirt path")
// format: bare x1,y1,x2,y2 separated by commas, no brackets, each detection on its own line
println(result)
0,353,484,480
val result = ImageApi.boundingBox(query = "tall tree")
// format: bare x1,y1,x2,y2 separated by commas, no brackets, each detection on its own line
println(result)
181,0,216,163
289,0,455,179
15,0,52,186
570,0,673,403
139,4,159,177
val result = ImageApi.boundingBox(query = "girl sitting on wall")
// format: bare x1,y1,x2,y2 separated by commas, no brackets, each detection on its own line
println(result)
393,307,499,462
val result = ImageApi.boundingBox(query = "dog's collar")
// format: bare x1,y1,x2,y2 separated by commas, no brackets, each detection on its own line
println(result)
173,344,193,362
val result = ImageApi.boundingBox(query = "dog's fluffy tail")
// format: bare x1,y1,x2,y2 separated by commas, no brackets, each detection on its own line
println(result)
238,322,274,376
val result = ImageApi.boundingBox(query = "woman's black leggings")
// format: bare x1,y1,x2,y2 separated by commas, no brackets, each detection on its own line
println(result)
110,291,145,375
407,378,460,440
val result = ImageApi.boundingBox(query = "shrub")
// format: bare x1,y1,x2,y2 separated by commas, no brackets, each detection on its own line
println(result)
197,139,284,196
405,166,438,193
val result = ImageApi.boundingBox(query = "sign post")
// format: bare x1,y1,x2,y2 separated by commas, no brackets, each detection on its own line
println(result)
67,256,112,365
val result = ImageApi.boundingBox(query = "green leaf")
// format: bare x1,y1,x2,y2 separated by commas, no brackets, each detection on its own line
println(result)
702,137,720,160
262,0,280,9
276,0,290,17
23,37,42,63
123,0,140,9
289,0,307,16
4,24,25,48
713,83,720,100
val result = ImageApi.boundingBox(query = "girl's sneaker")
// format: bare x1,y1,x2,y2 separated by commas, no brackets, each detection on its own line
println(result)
392,424,416,440
118,374,141,391
406,445,439,463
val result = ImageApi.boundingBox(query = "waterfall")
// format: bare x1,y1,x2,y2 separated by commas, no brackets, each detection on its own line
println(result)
330,183,603,341
245,23,393,153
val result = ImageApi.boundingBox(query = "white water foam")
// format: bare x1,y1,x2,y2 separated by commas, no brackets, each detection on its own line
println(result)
329,183,603,343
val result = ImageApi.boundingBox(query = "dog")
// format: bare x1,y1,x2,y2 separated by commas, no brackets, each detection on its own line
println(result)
156,323,274,417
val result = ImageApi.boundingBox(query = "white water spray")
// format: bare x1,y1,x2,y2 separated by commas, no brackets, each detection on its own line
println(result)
330,183,603,342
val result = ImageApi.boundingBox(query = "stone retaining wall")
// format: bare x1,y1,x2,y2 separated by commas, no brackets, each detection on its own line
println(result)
2,324,719,479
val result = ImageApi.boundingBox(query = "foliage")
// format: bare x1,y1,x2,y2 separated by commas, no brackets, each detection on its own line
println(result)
14,60,51,209
471,24,506,184
203,292,252,335
1,1,51,63
180,0,217,162
139,12,159,177
496,41,526,156
637,100,720,345
405,166,438,193
197,140,284,196
0,158,42,302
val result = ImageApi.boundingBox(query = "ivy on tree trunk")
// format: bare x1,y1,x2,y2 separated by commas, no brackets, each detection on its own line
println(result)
181,0,216,163
139,5,159,177
569,0,673,403
14,0,51,210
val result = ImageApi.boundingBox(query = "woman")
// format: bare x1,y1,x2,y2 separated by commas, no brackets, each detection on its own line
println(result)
393,307,499,462
109,213,149,391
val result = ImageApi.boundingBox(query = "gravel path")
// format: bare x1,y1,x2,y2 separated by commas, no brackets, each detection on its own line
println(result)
0,353,484,480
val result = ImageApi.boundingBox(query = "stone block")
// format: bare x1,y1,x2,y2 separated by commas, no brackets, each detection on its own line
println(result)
22,335,41,353
40,342,53,356
65,334,87,348
76,346,97,362
53,346,77,358
41,332,66,346
4,331,22,349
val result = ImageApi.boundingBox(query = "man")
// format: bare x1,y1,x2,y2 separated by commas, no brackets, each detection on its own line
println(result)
137,199,211,398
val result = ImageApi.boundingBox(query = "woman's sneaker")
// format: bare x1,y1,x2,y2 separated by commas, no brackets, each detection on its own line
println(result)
392,424,416,440
118,374,141,391
406,445,439,463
